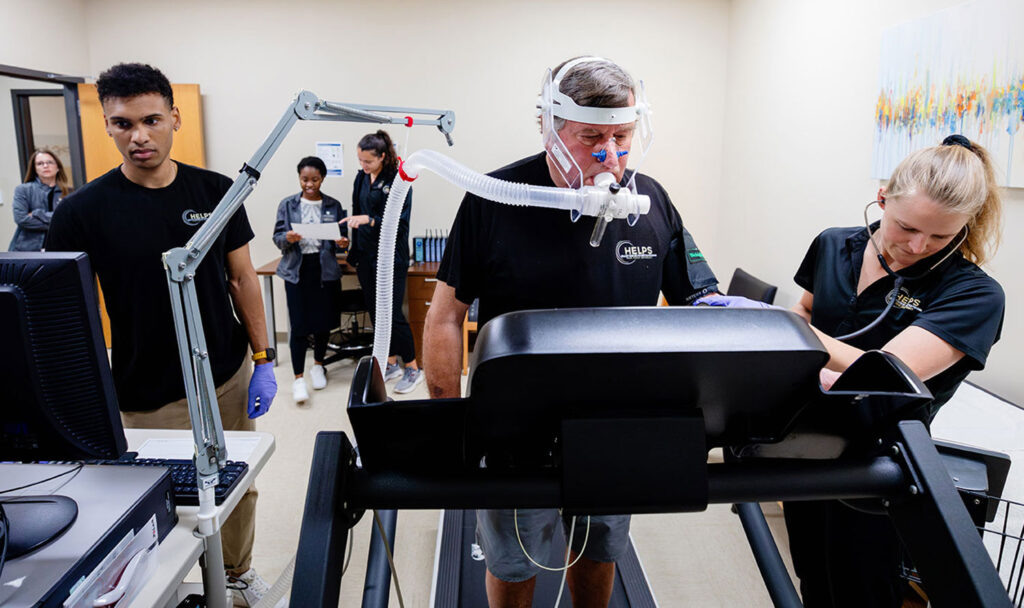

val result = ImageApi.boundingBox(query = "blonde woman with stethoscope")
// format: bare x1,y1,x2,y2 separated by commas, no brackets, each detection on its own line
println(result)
786,135,1005,607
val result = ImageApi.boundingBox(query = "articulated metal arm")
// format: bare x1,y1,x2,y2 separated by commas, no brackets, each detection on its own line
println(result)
160,90,454,608
167,91,455,279
163,89,455,476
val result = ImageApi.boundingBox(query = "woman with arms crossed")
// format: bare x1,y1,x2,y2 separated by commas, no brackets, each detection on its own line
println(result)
9,149,71,251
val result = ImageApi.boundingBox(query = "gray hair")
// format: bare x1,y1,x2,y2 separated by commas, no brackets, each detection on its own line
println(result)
548,57,636,131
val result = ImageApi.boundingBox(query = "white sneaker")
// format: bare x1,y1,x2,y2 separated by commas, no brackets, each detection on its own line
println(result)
292,378,309,404
310,364,327,390
226,567,271,607
394,367,425,394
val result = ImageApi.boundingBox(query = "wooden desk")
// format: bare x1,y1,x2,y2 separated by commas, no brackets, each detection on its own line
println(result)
254,259,280,362
258,258,439,365
407,262,440,363
254,256,354,365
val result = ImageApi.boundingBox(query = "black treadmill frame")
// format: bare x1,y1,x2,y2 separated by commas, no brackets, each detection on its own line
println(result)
290,308,1011,608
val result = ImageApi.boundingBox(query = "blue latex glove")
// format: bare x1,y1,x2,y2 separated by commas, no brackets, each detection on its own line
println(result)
247,363,277,419
695,294,776,309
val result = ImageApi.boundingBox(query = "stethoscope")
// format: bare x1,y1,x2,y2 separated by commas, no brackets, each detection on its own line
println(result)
834,200,968,341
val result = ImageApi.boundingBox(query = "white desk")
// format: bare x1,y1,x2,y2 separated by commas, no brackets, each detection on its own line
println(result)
123,429,275,608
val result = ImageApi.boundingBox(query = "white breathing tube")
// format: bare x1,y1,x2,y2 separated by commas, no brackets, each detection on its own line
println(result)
370,149,651,372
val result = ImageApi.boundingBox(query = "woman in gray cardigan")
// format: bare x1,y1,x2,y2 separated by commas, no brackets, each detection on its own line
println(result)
272,156,348,403
9,149,71,251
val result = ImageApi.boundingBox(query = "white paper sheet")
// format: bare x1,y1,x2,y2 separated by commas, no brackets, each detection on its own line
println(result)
293,222,341,240
135,438,195,460
135,436,261,462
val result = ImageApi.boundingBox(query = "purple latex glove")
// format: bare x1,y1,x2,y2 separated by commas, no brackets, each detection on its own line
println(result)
247,363,277,419
694,294,775,309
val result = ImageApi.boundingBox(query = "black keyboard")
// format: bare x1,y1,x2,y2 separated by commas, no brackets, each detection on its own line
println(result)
96,458,249,506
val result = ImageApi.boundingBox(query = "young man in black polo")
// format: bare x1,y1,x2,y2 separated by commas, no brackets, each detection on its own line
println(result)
46,62,276,605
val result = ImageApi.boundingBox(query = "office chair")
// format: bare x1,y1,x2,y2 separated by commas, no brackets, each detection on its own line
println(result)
726,267,778,305
325,288,373,364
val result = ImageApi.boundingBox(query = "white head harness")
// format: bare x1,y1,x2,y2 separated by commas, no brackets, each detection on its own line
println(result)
537,57,653,192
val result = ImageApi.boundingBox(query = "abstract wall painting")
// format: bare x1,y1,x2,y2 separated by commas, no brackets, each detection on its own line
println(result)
873,0,1024,187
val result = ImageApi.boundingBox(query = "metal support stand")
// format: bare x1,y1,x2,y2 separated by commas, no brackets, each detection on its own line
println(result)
260,274,277,367
291,432,360,608
361,509,397,608
735,502,802,608
887,421,1011,608
199,529,227,607
292,421,1011,607
162,91,454,606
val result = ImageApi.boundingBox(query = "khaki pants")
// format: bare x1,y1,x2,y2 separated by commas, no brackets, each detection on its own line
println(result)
122,363,256,575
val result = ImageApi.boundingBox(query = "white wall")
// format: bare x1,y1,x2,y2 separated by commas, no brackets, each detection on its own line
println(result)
0,0,90,248
0,0,89,73
0,76,61,248
719,0,1024,403
29,96,72,167
5,0,1019,402
73,0,732,329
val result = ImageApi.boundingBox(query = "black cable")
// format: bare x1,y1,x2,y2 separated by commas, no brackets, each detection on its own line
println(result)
0,463,85,495
834,277,904,341
841,203,968,343
0,464,83,579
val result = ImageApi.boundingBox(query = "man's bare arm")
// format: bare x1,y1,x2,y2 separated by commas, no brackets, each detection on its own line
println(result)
226,244,270,354
423,281,470,398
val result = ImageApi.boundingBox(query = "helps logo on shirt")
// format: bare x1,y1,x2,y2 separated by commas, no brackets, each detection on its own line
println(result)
615,240,656,265
182,210,212,226
885,286,923,312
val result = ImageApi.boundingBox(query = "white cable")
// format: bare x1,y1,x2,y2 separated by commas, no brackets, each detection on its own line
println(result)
252,553,295,608
373,510,406,608
342,527,354,575
248,526,353,608
513,509,591,572
552,515,575,607
370,150,651,370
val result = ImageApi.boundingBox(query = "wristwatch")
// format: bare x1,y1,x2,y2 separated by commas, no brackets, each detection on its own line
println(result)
252,347,276,363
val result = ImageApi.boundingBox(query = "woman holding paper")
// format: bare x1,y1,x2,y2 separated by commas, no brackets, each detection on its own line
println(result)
272,156,348,403
343,130,422,395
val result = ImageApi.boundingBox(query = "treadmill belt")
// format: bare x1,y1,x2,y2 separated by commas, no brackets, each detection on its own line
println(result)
433,509,657,607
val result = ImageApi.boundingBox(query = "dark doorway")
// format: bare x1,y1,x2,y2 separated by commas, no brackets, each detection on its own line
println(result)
11,89,72,181
0,64,86,188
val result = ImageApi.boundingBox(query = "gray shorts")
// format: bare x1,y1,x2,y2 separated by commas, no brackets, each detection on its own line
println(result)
474,508,631,582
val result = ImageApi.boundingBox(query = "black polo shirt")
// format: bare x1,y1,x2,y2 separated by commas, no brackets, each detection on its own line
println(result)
795,224,1004,417
437,152,719,328
350,169,412,267
45,163,253,412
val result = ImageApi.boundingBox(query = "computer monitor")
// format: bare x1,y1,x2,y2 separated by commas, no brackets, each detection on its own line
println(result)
0,252,126,461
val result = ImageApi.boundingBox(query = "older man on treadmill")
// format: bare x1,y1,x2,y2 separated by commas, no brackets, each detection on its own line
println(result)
424,56,720,607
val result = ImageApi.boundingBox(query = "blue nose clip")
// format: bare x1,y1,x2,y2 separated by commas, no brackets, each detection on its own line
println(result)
591,150,629,162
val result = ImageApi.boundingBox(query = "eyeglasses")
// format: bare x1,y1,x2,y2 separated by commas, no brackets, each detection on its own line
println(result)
35,159,57,166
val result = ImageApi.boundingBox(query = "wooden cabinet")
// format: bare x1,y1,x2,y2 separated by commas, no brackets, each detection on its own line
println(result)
406,262,440,363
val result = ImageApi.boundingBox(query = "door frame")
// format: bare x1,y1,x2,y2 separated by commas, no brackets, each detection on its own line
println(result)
11,88,66,180
1,64,86,188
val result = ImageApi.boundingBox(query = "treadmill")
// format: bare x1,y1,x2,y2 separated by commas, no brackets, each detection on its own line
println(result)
289,307,1014,607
